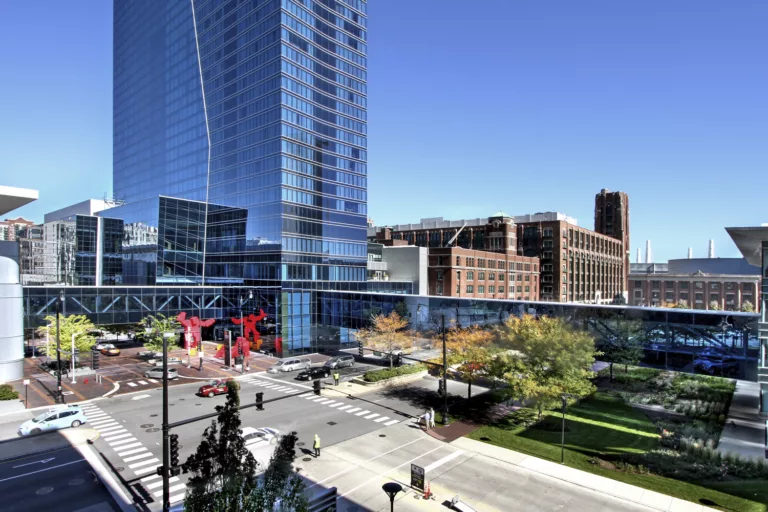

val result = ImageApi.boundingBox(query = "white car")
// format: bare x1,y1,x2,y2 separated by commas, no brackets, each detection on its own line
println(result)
144,368,179,380
18,405,87,436
94,343,116,351
267,357,311,373
242,427,280,467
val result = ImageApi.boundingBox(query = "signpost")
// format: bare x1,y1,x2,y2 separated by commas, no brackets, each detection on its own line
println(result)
410,463,424,492
23,379,29,408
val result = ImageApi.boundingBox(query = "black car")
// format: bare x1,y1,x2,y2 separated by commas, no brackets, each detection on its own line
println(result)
296,367,330,381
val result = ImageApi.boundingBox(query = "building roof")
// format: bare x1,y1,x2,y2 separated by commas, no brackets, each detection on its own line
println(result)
490,210,510,218
725,226,768,267
0,186,38,216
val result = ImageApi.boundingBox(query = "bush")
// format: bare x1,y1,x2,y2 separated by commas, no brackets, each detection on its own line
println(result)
0,384,19,401
363,364,425,383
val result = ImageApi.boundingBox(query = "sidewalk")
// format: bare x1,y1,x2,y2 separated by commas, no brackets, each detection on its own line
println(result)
717,380,766,460
0,426,100,463
450,437,718,512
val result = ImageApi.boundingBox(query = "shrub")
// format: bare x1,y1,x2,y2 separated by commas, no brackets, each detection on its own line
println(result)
363,364,425,383
0,384,19,401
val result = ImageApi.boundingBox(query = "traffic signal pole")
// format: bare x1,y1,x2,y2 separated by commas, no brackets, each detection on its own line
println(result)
162,333,170,512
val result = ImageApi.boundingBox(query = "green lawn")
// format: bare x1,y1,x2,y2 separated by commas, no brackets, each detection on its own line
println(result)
468,393,767,512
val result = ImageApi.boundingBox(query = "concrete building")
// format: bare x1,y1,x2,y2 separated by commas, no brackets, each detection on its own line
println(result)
0,217,37,241
630,258,760,311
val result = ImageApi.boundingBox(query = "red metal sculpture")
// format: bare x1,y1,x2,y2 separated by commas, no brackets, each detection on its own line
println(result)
231,309,267,350
177,312,216,350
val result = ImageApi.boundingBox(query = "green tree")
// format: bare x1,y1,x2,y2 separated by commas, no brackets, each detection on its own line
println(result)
43,314,97,355
740,300,754,313
139,314,180,353
709,300,722,311
183,382,307,512
445,325,495,399
675,299,689,309
355,311,414,370
597,319,646,381
497,315,598,419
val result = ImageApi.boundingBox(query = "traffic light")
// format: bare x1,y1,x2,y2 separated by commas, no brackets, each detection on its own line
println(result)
170,434,179,467
156,465,164,477
92,350,100,370
395,353,403,367
358,341,364,357
313,379,321,396
256,392,264,411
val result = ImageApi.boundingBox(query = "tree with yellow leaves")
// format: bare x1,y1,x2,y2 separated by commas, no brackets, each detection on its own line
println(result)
444,325,495,399
497,314,598,419
355,311,414,370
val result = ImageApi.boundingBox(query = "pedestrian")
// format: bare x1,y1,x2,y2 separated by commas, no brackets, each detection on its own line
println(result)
198,350,204,371
424,410,432,431
333,371,340,386
429,407,436,428
313,434,321,457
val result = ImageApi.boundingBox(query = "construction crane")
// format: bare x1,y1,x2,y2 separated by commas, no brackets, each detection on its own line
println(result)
444,222,467,248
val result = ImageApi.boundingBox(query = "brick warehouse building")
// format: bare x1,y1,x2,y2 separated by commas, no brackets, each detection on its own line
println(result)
369,191,629,303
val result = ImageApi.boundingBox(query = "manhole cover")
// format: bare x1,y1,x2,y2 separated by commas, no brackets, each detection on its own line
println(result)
196,403,202,406
327,421,336,426
68,478,84,486
179,398,185,401
296,442,305,446
140,424,154,428
169,404,175,407
150,414,158,417
302,457,312,462
115,467,124,472
146,428,160,433
379,434,386,438
36,487,54,496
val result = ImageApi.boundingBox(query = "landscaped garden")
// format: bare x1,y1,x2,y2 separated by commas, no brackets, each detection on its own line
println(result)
469,367,768,512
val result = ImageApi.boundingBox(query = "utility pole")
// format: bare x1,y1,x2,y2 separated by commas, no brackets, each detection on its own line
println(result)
162,331,170,511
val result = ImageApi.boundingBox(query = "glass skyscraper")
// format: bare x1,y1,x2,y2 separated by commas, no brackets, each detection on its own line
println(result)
111,0,368,291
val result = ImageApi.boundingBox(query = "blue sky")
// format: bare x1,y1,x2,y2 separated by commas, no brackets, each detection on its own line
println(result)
1,1,766,262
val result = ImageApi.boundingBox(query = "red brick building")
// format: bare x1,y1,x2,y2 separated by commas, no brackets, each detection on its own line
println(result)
594,189,630,292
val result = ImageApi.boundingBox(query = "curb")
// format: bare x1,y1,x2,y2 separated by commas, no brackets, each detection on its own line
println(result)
103,382,120,397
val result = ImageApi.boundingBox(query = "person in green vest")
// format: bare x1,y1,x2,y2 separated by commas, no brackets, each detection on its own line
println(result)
313,434,321,457
333,371,340,386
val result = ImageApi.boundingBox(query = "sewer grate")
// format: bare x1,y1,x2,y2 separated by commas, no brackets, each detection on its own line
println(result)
146,428,160,433
327,421,336,426
296,442,305,446
302,457,312,462
150,414,158,418
140,424,154,428
379,434,386,438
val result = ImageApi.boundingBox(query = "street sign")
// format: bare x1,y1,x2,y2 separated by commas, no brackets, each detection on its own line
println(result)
410,463,424,491
23,379,30,386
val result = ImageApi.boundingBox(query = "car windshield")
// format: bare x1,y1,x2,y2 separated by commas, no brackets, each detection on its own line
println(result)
33,412,52,422
274,361,286,366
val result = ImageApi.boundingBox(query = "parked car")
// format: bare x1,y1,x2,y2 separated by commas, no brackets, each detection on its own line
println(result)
94,342,115,351
199,379,229,397
18,405,87,436
323,355,355,370
296,367,330,381
242,427,280,467
144,368,179,380
694,357,739,375
267,357,311,373
101,346,121,356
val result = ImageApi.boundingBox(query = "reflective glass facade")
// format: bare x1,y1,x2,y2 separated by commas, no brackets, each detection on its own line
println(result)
111,0,368,289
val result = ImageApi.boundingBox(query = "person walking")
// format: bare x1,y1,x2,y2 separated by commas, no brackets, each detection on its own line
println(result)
424,409,432,431
198,348,204,371
313,434,321,457
333,371,340,386
429,407,436,428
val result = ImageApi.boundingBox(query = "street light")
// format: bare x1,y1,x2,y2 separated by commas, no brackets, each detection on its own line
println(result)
55,290,64,403
70,331,82,384
718,317,732,377
417,304,449,425
382,482,403,512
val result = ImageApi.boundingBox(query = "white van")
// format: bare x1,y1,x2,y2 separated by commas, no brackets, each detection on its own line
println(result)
268,357,311,373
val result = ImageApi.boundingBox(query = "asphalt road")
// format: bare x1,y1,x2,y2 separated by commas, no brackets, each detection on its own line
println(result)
0,446,119,512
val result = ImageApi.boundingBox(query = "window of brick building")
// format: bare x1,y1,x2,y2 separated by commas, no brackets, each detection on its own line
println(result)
489,286,495,293
695,292,703,303
518,286,523,292
466,285,474,293
478,285,485,294
543,251,552,259
456,256,461,266
489,273,495,280
478,259,485,268
478,272,485,280
436,270,443,280
680,282,689,289
437,283,443,296
517,274,522,281
499,286,504,294
680,292,688,302
694,282,703,290
543,228,553,237
710,282,720,290
634,281,642,289
499,274,505,281
651,280,660,289
467,271,474,280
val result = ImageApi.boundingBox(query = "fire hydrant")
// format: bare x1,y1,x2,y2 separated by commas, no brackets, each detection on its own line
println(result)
84,378,89,385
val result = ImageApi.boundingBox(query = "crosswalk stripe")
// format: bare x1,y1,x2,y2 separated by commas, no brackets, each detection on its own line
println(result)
355,410,370,416
105,435,134,444
148,378,158,383
322,400,338,406
364,413,379,419
299,393,312,398
89,419,116,427
146,477,179,490
384,419,400,426
154,484,186,497
374,416,390,423
123,452,153,462
315,398,331,404
129,458,160,469
81,406,100,412
304,395,316,400
346,407,361,414
98,426,125,434
85,413,108,420
283,388,297,393
134,466,158,475
169,493,186,504
329,402,344,408
114,444,144,454
138,380,148,385
127,382,137,387
338,405,352,411
140,474,160,483
272,386,289,391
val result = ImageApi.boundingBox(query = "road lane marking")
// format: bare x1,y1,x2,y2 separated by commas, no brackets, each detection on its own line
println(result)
114,444,143,454
374,416,390,423
93,421,119,428
129,458,160,469
423,450,464,473
153,483,186,497
13,457,55,469
131,394,151,400
299,393,312,397
341,445,444,497
346,407,361,414
137,380,148,385
146,477,179,490
85,413,108,420
97,426,125,434
169,493,185,504
127,382,137,387
364,413,379,420
384,419,400,426
0,459,86,483
337,405,352,411
355,410,370,416
104,434,134,443
141,474,160,483
134,466,158,475
123,452,153,462
308,438,424,490
148,378,158,383
329,402,344,407
89,419,116,427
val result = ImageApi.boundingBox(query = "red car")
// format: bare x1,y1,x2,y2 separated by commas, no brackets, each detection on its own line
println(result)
198,379,228,397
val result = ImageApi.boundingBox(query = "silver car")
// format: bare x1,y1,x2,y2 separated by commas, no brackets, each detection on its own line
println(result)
324,355,355,369
268,357,311,373
18,405,88,436
145,367,179,380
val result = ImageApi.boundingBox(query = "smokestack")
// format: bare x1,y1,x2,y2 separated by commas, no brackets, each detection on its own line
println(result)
688,247,693,259
645,240,652,264
636,247,641,263
708,239,715,258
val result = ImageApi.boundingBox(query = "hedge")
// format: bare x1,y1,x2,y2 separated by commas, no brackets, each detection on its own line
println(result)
363,364,426,383
0,384,19,401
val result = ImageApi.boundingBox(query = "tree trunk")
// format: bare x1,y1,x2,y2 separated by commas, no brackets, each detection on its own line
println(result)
468,380,472,400
624,364,628,373
389,353,393,370
537,404,543,420
609,362,613,382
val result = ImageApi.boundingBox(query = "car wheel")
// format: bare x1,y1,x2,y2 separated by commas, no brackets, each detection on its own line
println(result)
31,428,41,435
208,391,214,398
71,420,81,428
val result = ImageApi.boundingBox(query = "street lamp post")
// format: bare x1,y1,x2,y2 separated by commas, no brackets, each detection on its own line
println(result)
382,482,403,512
719,317,731,377
70,332,81,384
55,290,64,403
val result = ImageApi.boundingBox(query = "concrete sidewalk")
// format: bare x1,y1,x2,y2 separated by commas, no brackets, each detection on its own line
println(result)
717,380,766,460
451,437,717,512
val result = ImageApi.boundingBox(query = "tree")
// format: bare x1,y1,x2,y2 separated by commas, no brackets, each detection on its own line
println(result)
139,314,180,353
183,382,307,512
709,300,722,311
497,315,598,419
42,314,97,355
597,319,645,381
675,300,689,309
741,300,755,313
444,325,494,399
354,311,414,369
102,323,134,340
